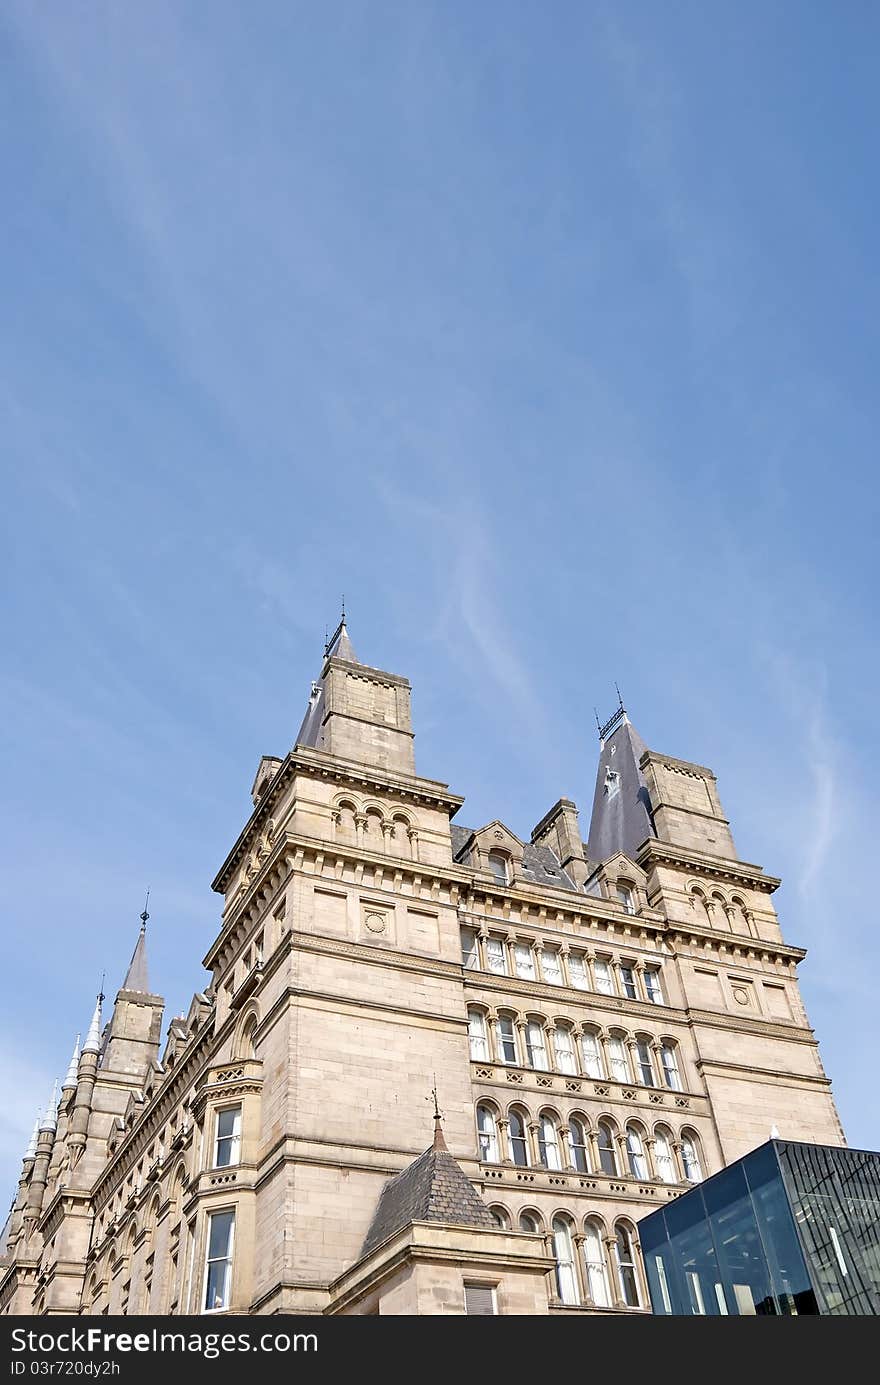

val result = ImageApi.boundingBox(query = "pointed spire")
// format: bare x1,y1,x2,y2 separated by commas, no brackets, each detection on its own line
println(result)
324,607,357,663
62,1035,81,1090
82,989,104,1055
24,1116,40,1162
122,894,150,993
586,696,655,865
39,1081,59,1132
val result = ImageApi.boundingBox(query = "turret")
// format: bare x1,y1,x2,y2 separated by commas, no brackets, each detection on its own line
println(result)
67,995,102,1166
22,1084,58,1231
101,908,164,1079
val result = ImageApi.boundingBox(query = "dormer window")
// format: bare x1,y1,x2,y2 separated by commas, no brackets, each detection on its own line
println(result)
616,883,636,914
488,852,509,886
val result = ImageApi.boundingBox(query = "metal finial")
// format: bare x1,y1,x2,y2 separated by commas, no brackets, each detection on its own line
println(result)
99,972,105,1005
594,707,602,736
426,1075,442,1121
341,593,345,621
140,888,150,934
615,682,624,711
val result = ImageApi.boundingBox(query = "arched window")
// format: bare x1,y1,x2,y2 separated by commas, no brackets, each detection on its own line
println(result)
597,1120,617,1176
519,1209,542,1234
467,1009,489,1062
567,1117,590,1173
508,1109,529,1167
552,1217,579,1306
391,814,412,858
690,888,712,926
711,892,730,929
525,1020,548,1071
681,1132,703,1183
653,1128,676,1184
553,1024,577,1075
476,1105,499,1163
616,883,636,915
660,1042,682,1091
634,1038,655,1087
237,1013,257,1061
730,896,750,935
580,1030,604,1079
495,1015,519,1065
626,1125,648,1180
488,852,509,886
538,1113,561,1171
615,1223,642,1307
606,1034,630,1084
488,1205,510,1229
364,807,383,846
336,801,357,843
582,1219,611,1307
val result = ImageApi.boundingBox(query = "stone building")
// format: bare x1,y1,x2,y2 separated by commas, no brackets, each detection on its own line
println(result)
0,619,845,1315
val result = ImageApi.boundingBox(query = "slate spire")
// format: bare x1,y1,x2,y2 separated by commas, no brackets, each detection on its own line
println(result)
586,697,655,865
295,610,359,749
122,895,150,994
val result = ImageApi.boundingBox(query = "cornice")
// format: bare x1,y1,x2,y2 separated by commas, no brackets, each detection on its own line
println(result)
685,1007,818,1044
91,1019,216,1208
665,925,805,964
637,839,781,892
212,749,465,894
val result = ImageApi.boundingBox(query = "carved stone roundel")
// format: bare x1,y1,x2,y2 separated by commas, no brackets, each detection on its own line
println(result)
733,987,750,1005
365,912,386,934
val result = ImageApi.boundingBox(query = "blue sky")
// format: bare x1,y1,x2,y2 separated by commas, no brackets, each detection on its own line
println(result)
2,2,878,1199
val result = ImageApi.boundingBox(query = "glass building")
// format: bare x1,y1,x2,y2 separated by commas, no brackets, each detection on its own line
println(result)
638,1139,880,1315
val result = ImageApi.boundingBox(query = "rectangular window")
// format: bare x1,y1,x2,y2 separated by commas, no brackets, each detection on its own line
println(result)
496,1016,518,1065
686,1269,707,1316
485,937,508,975
594,959,614,995
460,928,480,970
214,1107,242,1168
619,964,638,999
568,953,589,990
203,1211,235,1312
580,1032,604,1079
540,948,563,985
643,967,663,1004
635,1040,655,1087
525,1020,548,1070
514,943,535,980
464,1282,497,1315
616,885,635,914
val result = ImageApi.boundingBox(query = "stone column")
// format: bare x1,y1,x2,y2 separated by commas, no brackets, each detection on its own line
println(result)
604,1234,626,1308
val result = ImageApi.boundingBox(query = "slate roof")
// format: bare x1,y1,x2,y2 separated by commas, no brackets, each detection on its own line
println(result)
450,824,579,891
360,1123,495,1257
